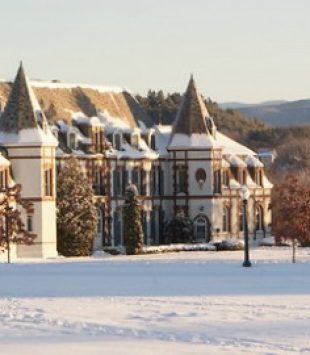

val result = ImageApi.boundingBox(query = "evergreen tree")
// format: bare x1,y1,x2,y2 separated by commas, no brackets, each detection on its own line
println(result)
57,156,97,256
122,183,144,255
164,209,194,244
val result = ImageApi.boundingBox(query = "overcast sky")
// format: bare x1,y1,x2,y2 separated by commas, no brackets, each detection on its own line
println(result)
0,0,309,102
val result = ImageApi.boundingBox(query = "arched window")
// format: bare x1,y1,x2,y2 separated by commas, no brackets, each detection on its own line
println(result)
195,217,206,240
195,168,206,188
222,206,230,232
194,216,211,242
255,206,264,231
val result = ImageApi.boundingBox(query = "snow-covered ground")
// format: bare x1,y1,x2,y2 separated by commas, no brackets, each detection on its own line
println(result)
0,247,310,354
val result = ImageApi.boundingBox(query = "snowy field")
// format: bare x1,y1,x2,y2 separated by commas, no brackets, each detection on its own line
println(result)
0,247,310,354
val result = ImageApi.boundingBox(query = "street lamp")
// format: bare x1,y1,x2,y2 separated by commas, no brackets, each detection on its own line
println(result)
239,185,251,267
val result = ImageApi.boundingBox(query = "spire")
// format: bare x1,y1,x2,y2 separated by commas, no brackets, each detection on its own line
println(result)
168,76,220,150
172,75,210,136
0,63,42,133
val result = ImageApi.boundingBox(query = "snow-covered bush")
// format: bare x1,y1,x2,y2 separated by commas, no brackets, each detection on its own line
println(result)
143,243,216,254
259,236,275,247
213,240,244,251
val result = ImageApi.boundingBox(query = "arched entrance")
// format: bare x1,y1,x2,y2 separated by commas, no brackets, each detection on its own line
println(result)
194,215,211,242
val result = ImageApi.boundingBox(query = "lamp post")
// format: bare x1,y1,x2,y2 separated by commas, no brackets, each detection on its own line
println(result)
239,185,251,267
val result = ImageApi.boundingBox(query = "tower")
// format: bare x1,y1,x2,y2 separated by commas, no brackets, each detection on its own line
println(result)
167,75,222,241
0,63,58,257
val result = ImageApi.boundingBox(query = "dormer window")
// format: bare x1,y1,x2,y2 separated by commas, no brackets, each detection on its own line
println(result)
69,132,77,150
131,134,139,149
114,134,121,150
238,169,246,185
150,134,156,150
95,131,101,148
255,169,263,186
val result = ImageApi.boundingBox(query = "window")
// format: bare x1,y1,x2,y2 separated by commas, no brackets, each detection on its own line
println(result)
195,169,206,188
69,132,76,150
141,170,147,196
223,207,230,232
113,170,121,196
121,167,129,196
113,210,122,246
238,169,246,185
239,208,244,232
194,216,210,241
132,168,140,194
159,167,164,195
131,134,139,149
44,168,53,197
222,170,229,186
27,215,33,232
255,206,264,231
96,209,103,235
150,134,156,150
176,166,187,193
114,134,121,150
0,170,8,189
213,169,221,194
95,131,101,149
256,170,263,186
93,165,102,195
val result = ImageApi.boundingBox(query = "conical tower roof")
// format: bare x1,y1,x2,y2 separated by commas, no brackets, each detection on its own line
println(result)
168,76,220,150
0,63,43,133
0,63,57,146
173,75,210,135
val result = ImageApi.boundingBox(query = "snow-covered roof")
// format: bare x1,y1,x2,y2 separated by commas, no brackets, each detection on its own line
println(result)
225,154,247,168
245,155,264,168
216,132,256,156
111,140,158,160
30,80,129,94
0,127,58,146
168,133,221,150
73,114,103,127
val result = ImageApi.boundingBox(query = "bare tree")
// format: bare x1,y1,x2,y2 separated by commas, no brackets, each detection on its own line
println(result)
0,184,35,263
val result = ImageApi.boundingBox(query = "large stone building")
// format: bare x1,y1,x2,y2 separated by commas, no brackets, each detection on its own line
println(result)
0,64,272,257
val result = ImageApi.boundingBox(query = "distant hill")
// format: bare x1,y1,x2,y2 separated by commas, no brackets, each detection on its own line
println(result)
221,100,310,127
137,90,266,144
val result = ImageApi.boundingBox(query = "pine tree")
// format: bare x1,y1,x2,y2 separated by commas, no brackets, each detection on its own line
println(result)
0,184,36,263
57,156,97,256
122,183,144,255
164,209,194,244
